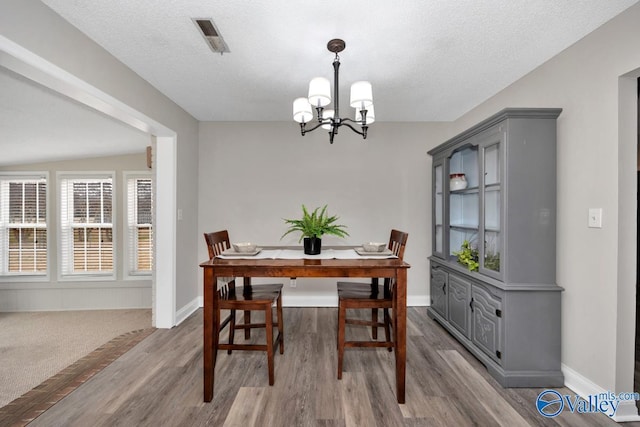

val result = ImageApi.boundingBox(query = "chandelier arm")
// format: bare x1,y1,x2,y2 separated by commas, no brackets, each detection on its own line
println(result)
341,118,365,125
340,123,368,139
301,121,328,134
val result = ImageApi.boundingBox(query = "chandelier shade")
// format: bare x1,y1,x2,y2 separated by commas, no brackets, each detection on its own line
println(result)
308,77,332,107
293,97,313,124
350,81,373,109
293,39,374,144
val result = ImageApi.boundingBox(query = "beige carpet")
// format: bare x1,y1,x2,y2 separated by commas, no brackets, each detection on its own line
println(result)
0,309,152,408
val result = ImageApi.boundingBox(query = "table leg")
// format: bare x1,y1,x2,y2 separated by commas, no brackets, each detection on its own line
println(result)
243,277,252,339
203,267,215,402
395,268,407,404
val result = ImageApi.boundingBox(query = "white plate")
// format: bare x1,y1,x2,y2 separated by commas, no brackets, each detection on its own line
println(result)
221,248,262,256
355,247,393,256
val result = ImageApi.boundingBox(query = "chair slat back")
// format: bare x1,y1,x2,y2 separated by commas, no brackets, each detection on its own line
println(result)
204,230,235,295
388,229,408,260
385,229,409,294
204,230,231,259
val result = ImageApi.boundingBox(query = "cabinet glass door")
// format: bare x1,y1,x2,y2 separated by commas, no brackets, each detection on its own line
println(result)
482,142,501,274
433,161,444,257
448,146,479,262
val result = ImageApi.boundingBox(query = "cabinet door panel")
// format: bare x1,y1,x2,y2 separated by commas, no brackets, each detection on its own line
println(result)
433,160,445,258
478,130,503,278
471,285,502,364
447,146,479,260
430,267,448,318
448,275,471,338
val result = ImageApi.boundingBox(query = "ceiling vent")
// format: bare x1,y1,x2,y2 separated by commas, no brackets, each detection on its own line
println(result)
192,18,230,54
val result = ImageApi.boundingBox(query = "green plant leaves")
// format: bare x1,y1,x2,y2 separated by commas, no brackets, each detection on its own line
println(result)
281,204,349,242
452,240,479,271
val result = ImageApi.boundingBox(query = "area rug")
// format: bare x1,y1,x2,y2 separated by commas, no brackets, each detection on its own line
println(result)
0,310,152,408
0,327,155,426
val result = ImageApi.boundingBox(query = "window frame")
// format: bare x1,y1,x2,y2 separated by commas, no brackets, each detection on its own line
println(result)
123,171,153,280
58,171,116,281
0,172,50,282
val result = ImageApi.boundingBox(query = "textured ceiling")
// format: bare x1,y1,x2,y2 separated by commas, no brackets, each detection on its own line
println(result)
39,0,638,122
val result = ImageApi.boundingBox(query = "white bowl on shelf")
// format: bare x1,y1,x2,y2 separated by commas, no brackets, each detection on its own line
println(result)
362,242,386,252
232,242,257,253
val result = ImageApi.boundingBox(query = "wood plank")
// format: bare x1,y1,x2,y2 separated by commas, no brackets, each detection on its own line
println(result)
223,387,267,427
340,372,377,427
439,349,531,427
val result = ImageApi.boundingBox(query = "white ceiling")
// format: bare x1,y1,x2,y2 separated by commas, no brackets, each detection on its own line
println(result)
0,66,150,166
39,0,639,122
1,1,638,166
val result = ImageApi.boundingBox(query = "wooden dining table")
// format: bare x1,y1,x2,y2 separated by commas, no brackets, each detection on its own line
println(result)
200,246,411,404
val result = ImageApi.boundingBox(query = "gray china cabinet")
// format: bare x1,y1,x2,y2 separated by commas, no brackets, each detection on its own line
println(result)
428,108,564,387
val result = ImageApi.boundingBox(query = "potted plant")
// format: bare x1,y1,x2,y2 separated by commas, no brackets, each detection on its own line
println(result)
281,204,349,254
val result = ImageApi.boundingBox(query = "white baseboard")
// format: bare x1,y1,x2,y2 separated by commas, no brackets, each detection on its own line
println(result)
410,295,429,306
561,363,602,399
283,294,338,307
613,402,640,423
175,297,201,326
562,364,640,422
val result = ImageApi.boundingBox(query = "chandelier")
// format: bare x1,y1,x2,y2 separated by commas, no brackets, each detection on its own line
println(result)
293,39,374,144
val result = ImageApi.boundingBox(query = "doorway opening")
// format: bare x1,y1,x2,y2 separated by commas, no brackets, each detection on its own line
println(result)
0,36,177,328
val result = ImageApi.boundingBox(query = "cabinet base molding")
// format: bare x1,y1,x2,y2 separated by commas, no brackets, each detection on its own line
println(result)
428,307,564,388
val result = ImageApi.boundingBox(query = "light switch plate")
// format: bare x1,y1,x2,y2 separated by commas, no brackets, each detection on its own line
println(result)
588,208,602,228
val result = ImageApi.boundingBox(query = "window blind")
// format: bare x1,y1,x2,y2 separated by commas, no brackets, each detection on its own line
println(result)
127,176,153,275
0,175,47,275
60,175,113,276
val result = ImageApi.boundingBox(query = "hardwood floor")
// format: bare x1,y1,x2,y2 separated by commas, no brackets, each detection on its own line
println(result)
28,308,635,426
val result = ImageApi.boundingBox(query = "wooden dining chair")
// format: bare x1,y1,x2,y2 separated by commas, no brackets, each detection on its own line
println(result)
204,230,284,385
336,229,408,379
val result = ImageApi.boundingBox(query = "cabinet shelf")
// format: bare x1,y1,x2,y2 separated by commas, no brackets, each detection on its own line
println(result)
450,186,479,195
450,224,479,232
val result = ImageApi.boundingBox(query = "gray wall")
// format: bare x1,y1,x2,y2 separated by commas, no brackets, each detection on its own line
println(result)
198,121,450,305
0,153,151,310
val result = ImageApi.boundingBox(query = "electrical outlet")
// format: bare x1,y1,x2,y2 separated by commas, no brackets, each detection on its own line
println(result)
588,208,602,228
